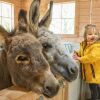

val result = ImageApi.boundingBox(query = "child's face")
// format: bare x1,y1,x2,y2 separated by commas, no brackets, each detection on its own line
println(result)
86,28,99,43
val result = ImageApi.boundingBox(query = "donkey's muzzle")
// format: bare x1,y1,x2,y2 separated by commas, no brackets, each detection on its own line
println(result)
64,65,78,82
43,84,59,98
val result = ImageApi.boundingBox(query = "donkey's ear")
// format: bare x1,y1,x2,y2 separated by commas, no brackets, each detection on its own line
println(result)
0,25,12,49
0,25,9,38
17,9,28,32
38,1,53,28
29,0,41,29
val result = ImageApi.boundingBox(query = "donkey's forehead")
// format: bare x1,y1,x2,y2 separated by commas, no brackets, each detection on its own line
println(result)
10,34,42,49
38,27,59,44
38,27,53,37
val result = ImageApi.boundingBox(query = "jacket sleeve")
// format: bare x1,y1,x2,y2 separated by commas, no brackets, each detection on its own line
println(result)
79,46,100,63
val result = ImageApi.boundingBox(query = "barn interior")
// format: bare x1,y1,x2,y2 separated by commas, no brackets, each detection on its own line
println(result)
0,0,100,100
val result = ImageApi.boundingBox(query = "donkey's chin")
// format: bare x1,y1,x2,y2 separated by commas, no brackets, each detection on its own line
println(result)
32,86,44,94
43,86,59,98
43,92,55,98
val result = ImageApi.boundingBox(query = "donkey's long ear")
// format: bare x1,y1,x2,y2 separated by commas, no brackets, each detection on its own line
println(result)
17,9,28,32
0,25,12,48
29,0,41,29
0,25,9,38
38,1,53,28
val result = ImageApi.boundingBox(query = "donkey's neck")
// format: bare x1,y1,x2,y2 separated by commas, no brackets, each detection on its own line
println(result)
0,50,12,90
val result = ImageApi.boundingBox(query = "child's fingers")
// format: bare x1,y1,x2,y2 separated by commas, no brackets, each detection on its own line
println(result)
73,55,77,59
74,51,78,55
73,53,77,57
73,54,79,60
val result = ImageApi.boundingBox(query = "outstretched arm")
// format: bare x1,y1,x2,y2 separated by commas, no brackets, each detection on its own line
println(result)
79,46,100,63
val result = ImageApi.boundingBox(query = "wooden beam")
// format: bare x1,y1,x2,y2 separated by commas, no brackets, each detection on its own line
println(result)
0,85,68,100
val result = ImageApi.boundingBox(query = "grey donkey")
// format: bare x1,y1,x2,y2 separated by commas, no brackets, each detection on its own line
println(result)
29,0,78,82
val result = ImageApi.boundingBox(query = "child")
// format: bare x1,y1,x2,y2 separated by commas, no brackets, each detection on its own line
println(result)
73,24,100,100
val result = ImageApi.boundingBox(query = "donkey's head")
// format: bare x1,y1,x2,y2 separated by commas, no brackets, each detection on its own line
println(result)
0,9,59,98
29,0,78,82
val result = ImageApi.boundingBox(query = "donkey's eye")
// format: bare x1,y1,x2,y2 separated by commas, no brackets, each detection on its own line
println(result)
15,54,30,64
42,43,52,49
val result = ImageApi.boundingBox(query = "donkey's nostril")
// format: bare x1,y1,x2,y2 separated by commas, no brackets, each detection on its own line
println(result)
45,86,52,92
44,85,59,97
70,68,76,73
70,66,78,74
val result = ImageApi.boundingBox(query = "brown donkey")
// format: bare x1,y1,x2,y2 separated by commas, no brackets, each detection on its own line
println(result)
0,9,59,98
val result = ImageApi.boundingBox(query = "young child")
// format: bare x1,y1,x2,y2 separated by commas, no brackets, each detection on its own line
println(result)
73,24,100,100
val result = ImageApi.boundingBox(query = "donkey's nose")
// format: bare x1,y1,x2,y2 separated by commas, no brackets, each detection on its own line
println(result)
43,84,59,98
69,66,78,74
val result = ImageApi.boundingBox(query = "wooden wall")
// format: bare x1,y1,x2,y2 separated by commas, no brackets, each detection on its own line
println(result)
21,0,74,17
0,85,68,100
1,0,100,99
61,0,100,42
76,0,100,41
21,0,100,42
1,0,100,42
20,0,79,42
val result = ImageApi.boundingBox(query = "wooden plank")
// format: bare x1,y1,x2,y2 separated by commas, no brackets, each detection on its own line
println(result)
0,85,68,100
79,16,90,23
92,0,100,8
16,92,41,100
79,9,90,16
0,86,28,100
92,8,100,16
78,1,90,9
79,0,88,1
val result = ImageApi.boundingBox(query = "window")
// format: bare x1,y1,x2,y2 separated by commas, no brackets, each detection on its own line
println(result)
0,1,14,32
49,2,75,34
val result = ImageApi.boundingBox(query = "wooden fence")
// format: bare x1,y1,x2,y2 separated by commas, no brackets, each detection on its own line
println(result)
0,84,68,100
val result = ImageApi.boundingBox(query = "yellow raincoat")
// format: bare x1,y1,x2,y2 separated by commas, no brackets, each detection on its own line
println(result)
77,41,100,84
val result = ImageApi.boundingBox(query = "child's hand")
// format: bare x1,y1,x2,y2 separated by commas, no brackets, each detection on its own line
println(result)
73,51,80,61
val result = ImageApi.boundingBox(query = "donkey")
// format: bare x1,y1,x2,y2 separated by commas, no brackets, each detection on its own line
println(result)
29,0,78,82
0,9,59,98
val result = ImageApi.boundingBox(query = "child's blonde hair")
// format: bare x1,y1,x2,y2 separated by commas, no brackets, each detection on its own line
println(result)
84,24,99,42
82,24,99,50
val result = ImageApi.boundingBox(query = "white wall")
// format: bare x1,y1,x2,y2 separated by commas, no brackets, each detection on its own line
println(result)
68,64,81,100
63,41,81,100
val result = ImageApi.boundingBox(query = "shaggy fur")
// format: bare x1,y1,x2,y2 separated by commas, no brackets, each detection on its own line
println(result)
0,8,59,98
29,0,78,82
